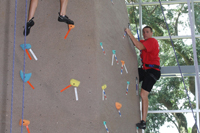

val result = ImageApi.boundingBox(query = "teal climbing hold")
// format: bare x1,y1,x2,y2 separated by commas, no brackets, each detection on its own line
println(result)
20,44,31,50
20,70,32,83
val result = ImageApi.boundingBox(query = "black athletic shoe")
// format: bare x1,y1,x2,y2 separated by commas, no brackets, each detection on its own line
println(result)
58,13,74,25
136,120,146,129
23,17,35,36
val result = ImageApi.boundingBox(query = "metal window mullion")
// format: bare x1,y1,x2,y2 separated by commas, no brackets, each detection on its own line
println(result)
139,0,142,39
141,1,189,6
126,0,200,6
139,1,144,133
154,35,200,40
148,109,200,113
192,1,199,132
195,76,200,133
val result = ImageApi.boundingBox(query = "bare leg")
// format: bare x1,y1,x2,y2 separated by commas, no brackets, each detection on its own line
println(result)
58,0,74,24
60,0,68,16
28,0,38,21
140,88,149,121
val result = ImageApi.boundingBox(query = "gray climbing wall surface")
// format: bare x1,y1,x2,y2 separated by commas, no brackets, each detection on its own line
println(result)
0,0,141,132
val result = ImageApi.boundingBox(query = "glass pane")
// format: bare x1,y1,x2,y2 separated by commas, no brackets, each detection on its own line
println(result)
142,4,190,36
148,76,196,111
158,39,193,66
146,113,197,133
194,2,200,35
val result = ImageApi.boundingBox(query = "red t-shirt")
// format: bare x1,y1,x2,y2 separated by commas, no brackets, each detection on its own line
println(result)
140,38,160,71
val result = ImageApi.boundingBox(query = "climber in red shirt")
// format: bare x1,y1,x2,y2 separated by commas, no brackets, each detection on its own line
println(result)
125,26,161,130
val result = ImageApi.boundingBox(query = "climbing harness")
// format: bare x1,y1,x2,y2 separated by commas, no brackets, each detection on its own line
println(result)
145,64,161,70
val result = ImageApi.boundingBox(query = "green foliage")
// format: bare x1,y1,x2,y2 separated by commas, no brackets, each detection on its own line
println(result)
146,76,195,133
126,2,200,133
188,127,192,133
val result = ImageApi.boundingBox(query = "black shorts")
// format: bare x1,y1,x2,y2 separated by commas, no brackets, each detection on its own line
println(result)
138,68,161,92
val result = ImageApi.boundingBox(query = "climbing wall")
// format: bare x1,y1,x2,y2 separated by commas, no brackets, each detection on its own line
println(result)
0,0,141,133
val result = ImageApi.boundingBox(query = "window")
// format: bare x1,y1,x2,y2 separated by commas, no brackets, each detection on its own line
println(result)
126,0,200,132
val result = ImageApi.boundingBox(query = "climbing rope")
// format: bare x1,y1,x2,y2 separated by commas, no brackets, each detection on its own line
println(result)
10,0,18,132
132,4,140,41
10,0,28,131
129,0,140,41
21,0,29,133
158,0,200,132
130,1,143,68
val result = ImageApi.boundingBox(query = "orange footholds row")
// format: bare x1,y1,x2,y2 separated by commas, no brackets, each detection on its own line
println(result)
64,24,75,39
60,84,72,92
26,49,32,60
27,81,34,89
19,119,30,126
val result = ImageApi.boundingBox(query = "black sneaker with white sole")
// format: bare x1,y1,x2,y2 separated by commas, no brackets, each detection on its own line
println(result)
58,12,74,25
23,17,35,36
136,120,146,129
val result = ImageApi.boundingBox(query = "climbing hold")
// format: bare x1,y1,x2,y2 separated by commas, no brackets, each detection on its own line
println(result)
19,119,31,133
70,79,80,87
20,70,34,89
103,121,109,133
100,42,106,55
101,84,107,90
19,119,30,126
126,81,130,95
111,50,119,66
60,79,80,101
120,60,128,74
20,44,38,60
115,102,122,117
102,84,107,100
64,24,75,39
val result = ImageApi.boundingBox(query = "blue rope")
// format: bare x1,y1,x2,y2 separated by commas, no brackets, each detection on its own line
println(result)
10,0,18,132
21,0,28,132
136,29,140,41
131,3,142,68
131,1,140,41
158,1,199,132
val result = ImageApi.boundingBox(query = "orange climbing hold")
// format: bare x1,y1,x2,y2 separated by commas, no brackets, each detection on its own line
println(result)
19,119,30,126
115,102,122,110
19,119,31,133
64,24,75,39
